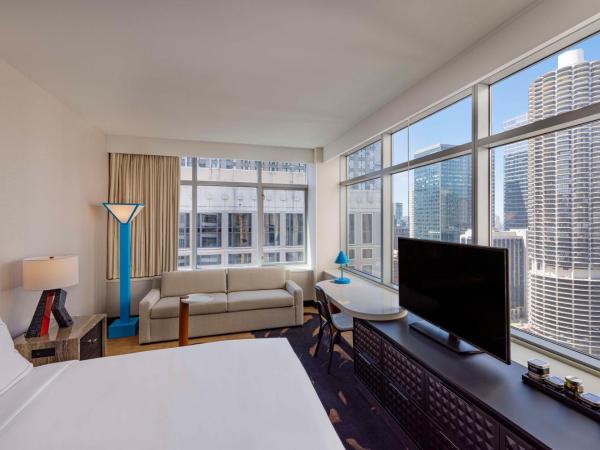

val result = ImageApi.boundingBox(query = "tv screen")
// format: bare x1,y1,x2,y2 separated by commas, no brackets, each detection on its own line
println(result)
397,237,510,364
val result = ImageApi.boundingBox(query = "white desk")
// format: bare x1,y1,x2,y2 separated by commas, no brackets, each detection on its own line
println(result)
316,275,406,321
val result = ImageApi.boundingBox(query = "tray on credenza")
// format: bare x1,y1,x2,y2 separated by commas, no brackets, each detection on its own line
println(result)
522,374,600,423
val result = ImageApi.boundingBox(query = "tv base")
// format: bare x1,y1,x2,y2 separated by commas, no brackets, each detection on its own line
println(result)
410,320,482,355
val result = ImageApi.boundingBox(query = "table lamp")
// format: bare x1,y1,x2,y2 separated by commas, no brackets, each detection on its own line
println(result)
334,250,351,284
103,202,144,338
23,255,79,338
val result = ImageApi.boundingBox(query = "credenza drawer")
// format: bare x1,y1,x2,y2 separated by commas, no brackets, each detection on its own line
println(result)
355,350,382,397
426,375,498,450
381,378,428,446
382,340,425,404
354,320,381,366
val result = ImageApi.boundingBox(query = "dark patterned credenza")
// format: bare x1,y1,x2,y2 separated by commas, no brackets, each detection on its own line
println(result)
354,317,600,450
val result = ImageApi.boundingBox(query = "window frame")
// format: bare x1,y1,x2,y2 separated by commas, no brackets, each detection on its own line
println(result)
339,20,600,368
180,159,309,269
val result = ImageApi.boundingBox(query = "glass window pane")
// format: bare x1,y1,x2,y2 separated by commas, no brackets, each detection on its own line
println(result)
491,32,600,134
392,127,408,165
262,161,307,184
197,186,257,266
391,171,409,285
409,97,472,161
491,119,600,358
180,157,193,181
263,189,305,264
347,178,381,279
347,141,382,179
196,158,258,182
178,185,192,269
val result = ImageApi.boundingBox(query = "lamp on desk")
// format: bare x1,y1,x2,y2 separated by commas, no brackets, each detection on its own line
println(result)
103,202,144,339
23,255,79,338
334,251,351,284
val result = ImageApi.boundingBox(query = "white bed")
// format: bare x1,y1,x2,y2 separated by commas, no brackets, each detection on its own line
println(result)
0,337,344,450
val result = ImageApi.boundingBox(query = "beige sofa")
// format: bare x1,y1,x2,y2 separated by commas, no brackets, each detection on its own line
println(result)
139,266,303,344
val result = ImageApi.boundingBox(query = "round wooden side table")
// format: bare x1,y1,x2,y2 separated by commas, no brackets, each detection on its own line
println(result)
178,294,213,346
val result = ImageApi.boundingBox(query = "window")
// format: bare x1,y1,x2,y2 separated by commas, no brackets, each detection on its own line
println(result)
286,214,304,246
491,32,600,134
178,185,193,269
228,253,252,265
390,156,472,285
262,161,307,184
492,120,600,357
341,27,600,366
263,213,280,246
285,251,303,262
348,214,356,245
229,213,253,247
197,254,221,266
347,179,381,279
264,252,280,263
197,158,258,182
180,158,308,269
197,213,222,248
392,97,472,164
347,141,381,178
263,189,306,263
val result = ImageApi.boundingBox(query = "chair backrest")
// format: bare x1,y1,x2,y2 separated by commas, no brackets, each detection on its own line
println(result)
314,285,332,323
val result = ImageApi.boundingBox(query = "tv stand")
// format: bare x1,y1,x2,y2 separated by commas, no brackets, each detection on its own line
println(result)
410,320,482,355
353,315,600,450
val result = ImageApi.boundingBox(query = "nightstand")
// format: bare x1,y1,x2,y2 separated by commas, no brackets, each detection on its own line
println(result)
14,314,107,367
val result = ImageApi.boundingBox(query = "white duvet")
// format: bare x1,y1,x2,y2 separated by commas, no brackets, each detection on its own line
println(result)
0,338,344,450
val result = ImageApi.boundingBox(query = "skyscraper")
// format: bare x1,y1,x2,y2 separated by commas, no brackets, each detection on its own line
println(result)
503,114,529,230
412,145,472,242
527,49,600,355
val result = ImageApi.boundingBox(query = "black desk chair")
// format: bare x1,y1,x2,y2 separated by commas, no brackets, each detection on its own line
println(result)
314,284,353,373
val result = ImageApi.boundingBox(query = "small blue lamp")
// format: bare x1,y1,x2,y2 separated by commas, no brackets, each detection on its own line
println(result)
103,202,144,338
334,250,351,284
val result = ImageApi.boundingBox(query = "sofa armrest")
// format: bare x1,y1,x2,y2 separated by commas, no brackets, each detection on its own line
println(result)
286,280,304,325
138,288,161,344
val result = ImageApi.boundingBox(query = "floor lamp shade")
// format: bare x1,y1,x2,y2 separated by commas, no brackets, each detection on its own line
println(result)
103,202,144,339
22,256,79,338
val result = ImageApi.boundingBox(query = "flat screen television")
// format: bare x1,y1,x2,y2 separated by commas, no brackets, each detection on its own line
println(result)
397,237,510,364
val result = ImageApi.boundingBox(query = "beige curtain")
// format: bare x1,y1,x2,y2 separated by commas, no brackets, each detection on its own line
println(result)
107,153,180,279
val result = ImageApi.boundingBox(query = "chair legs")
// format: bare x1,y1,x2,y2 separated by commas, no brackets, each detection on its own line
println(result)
327,329,339,374
314,321,326,358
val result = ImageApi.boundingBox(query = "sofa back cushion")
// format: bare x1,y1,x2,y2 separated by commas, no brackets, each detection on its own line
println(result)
227,267,286,292
161,269,227,297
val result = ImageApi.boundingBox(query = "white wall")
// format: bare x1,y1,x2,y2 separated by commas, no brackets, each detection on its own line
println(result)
0,58,107,336
324,0,600,159
315,152,341,279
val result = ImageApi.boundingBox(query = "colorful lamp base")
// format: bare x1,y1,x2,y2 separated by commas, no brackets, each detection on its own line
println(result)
334,277,351,284
108,317,139,339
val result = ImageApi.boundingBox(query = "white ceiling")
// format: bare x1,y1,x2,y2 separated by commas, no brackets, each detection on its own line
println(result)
0,0,534,149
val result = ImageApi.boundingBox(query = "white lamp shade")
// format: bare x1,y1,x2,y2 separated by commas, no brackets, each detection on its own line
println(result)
22,256,79,291
103,203,144,224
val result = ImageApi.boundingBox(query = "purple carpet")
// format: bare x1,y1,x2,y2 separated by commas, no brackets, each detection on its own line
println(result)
252,312,407,450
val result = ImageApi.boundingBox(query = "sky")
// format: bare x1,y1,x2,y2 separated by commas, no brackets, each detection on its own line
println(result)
391,31,600,224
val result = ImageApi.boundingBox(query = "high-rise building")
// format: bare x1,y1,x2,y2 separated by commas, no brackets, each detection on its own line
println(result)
412,145,472,242
494,230,528,323
527,49,600,355
503,114,529,230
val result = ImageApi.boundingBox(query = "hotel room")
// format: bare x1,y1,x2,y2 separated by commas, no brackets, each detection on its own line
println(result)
2,1,600,449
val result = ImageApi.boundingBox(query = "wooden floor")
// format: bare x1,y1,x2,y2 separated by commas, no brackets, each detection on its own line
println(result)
106,306,353,356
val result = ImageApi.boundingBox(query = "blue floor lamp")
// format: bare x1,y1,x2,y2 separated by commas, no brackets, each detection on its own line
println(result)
103,202,144,338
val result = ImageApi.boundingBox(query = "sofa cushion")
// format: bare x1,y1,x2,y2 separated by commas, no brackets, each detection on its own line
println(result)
227,267,286,292
151,293,227,319
161,269,227,297
227,289,294,312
